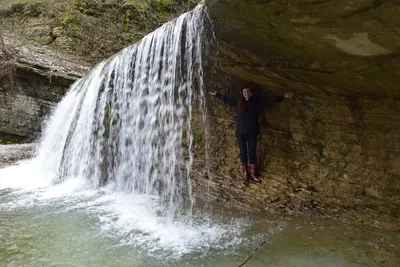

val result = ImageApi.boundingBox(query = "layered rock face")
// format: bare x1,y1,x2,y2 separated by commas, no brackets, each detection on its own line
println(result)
0,36,89,139
194,0,400,230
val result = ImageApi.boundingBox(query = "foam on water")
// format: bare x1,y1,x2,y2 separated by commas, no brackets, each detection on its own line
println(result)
0,172,250,258
91,192,249,257
3,166,393,266
0,4,253,258
0,160,50,190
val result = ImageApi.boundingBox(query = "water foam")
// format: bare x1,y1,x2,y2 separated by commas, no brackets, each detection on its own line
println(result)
0,178,250,259
0,5,252,257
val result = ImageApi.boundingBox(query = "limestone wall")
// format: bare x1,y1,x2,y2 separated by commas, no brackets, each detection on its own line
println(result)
191,91,400,230
0,76,61,138
0,34,90,138
192,0,400,230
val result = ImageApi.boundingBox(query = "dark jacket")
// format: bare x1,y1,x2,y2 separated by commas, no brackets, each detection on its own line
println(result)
215,93,285,135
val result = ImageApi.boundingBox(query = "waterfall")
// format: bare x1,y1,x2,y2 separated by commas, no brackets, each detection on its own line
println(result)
32,5,209,220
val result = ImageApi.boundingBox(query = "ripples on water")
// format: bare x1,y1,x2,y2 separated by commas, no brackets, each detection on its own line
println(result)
1,167,399,267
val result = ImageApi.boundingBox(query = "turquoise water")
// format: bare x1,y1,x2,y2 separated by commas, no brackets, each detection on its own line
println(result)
1,181,399,267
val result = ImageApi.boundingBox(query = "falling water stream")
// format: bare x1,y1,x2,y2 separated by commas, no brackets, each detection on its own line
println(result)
0,4,399,267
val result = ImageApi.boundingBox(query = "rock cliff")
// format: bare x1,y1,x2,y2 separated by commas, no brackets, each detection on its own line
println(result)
0,34,90,139
194,0,400,230
0,0,195,138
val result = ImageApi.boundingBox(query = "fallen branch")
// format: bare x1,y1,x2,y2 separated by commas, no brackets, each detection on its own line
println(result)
237,241,266,267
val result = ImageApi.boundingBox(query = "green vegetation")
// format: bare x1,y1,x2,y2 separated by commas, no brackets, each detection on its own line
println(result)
386,174,400,198
0,0,198,63
391,204,400,217
373,0,383,9
52,0,198,62
363,202,378,210
0,133,25,144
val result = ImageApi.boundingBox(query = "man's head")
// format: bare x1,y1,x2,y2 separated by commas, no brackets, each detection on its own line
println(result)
242,87,252,101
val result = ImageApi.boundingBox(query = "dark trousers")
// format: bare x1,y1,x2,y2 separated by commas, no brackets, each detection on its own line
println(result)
237,133,258,165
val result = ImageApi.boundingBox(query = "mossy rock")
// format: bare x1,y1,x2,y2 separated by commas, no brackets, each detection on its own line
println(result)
0,133,25,144
1,0,198,63
386,174,400,198
391,204,400,217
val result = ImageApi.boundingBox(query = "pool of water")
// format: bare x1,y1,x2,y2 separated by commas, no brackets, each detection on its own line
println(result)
1,163,399,267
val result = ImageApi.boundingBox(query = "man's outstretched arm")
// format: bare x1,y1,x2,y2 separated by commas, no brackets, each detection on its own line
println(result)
261,91,294,108
209,91,237,107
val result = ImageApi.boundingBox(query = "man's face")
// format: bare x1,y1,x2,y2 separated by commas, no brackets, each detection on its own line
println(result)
243,88,252,100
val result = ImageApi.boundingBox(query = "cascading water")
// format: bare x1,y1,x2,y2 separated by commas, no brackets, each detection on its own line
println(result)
32,5,209,220
1,5,398,267
0,6,253,260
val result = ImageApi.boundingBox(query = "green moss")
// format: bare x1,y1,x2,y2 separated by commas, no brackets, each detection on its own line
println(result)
123,0,150,11
363,202,378,210
340,5,372,19
391,204,400,217
0,1,44,17
9,2,24,14
1,0,195,62
373,0,383,9
46,0,195,62
386,174,400,198
0,134,25,144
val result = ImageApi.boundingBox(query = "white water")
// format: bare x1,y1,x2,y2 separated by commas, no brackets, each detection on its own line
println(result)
36,5,207,214
0,4,252,257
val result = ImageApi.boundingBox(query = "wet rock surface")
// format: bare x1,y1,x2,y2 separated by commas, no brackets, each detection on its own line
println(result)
0,144,35,164
193,0,400,231
0,33,90,138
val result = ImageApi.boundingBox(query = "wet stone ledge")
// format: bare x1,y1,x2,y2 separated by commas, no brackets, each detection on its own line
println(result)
0,144,35,164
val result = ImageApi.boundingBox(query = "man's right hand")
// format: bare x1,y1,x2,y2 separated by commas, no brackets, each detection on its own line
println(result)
209,91,217,95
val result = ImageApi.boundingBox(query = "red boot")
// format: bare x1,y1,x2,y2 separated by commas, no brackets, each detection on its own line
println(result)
249,164,261,182
241,162,249,181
